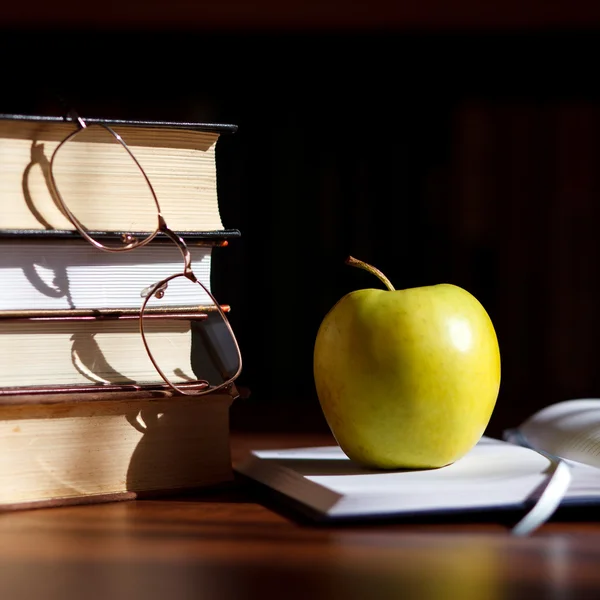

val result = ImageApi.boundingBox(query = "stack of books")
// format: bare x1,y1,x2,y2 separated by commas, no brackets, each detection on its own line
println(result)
0,113,242,509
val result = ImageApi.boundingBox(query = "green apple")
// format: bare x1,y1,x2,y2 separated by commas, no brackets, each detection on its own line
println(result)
313,256,501,469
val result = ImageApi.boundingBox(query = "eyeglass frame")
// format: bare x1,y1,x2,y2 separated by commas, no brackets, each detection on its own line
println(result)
45,111,243,396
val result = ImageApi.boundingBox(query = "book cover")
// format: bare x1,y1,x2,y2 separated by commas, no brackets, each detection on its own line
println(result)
0,229,241,241
0,113,238,134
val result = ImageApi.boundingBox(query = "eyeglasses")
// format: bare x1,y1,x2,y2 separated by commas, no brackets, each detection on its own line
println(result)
45,111,242,396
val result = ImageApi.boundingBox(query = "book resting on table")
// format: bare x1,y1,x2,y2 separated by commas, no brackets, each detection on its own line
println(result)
236,398,600,534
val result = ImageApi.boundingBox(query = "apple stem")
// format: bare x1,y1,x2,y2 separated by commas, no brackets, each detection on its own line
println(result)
345,256,396,291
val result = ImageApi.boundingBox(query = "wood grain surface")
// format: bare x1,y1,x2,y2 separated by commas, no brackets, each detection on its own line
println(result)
1,431,600,600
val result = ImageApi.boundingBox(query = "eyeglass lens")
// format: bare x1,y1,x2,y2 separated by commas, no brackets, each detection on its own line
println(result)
50,123,160,249
141,275,241,393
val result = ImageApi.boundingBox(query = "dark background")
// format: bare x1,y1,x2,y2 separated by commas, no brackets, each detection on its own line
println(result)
3,4,600,438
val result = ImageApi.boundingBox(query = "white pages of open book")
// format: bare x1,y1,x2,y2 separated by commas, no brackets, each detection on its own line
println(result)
506,398,600,506
236,435,579,533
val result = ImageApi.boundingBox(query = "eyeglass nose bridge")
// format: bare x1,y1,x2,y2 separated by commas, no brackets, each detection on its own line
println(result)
157,214,194,276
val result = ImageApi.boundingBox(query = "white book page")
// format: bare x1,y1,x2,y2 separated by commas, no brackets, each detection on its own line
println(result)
562,459,600,501
517,399,600,470
240,437,558,517
0,242,213,310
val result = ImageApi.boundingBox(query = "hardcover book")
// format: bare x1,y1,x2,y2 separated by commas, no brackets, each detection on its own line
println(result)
0,385,239,509
0,308,231,389
0,113,238,233
0,237,215,311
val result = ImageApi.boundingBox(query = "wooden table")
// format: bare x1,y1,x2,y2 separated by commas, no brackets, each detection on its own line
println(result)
1,431,600,599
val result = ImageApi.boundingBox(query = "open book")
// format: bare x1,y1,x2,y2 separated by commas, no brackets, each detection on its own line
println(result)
236,398,600,534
